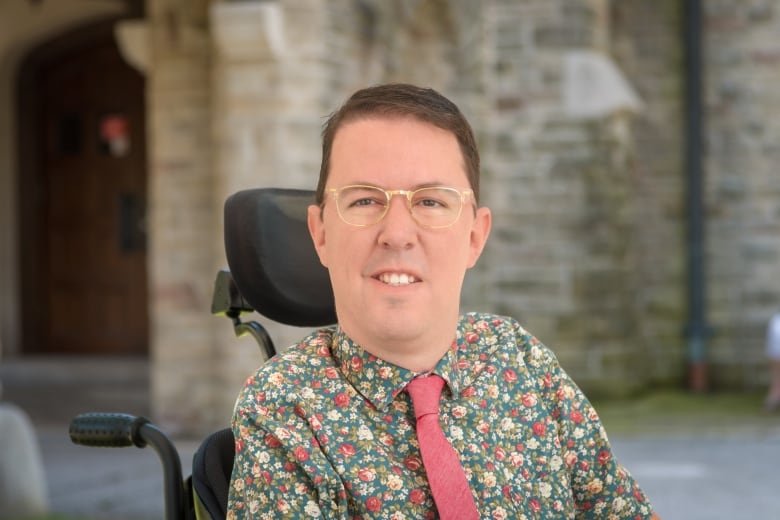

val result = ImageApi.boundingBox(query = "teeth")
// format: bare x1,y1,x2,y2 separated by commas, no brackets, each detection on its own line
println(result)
379,273,417,286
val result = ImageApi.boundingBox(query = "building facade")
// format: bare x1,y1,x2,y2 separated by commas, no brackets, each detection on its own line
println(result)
1,0,778,435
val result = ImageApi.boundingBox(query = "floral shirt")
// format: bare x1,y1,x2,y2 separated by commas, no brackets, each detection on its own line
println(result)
228,313,654,519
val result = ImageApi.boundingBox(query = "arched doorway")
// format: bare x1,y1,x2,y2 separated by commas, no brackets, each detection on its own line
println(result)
18,20,148,356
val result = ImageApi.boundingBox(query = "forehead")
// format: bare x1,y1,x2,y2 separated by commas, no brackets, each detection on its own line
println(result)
328,116,468,188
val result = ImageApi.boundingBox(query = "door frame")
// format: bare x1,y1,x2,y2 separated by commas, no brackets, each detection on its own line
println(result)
17,16,147,355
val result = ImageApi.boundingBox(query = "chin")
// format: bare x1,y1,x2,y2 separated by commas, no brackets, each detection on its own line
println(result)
366,311,426,341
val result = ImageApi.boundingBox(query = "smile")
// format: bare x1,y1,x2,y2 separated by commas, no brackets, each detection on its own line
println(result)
377,273,418,286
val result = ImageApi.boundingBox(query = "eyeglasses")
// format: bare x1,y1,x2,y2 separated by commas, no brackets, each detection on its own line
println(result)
326,185,474,228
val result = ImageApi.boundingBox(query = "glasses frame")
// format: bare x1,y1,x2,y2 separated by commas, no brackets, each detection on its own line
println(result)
326,184,474,229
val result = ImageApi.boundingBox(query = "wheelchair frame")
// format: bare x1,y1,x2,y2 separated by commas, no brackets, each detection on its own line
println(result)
68,189,336,520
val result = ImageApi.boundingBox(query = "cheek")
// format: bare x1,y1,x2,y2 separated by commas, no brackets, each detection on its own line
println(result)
327,233,366,279
431,240,470,283
442,233,473,262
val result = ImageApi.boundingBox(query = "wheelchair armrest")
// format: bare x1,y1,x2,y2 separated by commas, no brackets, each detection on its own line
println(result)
70,413,189,520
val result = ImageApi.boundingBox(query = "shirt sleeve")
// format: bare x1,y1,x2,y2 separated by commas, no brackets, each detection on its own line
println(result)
227,376,348,520
527,340,655,519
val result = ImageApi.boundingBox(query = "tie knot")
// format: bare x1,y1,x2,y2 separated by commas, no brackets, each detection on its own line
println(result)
406,375,445,419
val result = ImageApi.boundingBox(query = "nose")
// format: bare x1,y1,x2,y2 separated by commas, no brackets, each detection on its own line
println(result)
377,194,417,249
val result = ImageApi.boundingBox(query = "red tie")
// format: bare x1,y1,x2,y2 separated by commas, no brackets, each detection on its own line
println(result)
406,375,479,520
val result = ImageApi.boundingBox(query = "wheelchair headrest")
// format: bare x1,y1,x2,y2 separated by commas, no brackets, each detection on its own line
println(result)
223,188,336,327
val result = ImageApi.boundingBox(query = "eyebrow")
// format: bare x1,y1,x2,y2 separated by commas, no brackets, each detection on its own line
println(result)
344,181,454,190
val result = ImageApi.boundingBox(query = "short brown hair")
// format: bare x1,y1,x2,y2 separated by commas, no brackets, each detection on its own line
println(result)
316,84,480,204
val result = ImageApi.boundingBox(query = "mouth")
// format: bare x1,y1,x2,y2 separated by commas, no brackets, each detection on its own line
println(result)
374,272,420,286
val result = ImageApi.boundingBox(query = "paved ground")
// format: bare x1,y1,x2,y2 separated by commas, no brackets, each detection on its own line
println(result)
613,435,780,519
3,358,780,519
0,356,181,519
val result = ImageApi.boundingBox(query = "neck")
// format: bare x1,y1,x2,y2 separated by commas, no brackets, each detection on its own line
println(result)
370,342,451,373
340,326,456,373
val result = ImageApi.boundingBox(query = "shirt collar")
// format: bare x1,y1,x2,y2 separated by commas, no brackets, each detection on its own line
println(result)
330,327,463,412
330,314,503,411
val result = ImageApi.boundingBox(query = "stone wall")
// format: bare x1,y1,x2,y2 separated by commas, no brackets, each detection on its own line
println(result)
610,0,687,386
147,0,220,433
148,0,669,434
477,0,654,396
142,0,780,434
3,0,779,437
210,0,337,428
704,0,780,388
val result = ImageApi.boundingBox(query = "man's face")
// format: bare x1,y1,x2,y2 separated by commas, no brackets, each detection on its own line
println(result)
308,117,491,366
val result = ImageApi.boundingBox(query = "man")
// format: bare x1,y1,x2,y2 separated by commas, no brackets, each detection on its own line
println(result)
228,84,656,519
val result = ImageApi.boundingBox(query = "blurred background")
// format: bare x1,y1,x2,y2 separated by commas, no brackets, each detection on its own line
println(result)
0,0,779,518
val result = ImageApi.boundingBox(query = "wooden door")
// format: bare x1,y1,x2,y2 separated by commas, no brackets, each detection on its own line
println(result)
37,31,148,355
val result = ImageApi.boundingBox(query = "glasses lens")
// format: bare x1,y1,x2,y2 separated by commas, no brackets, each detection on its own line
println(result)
410,187,463,228
337,186,388,225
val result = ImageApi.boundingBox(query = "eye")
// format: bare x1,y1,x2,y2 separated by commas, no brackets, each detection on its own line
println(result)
412,189,453,210
341,187,388,210
351,197,382,208
416,197,446,208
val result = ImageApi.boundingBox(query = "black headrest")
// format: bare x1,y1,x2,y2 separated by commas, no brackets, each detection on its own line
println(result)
223,188,336,327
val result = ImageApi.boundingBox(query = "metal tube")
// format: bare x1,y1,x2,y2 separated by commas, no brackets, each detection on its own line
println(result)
139,422,187,520
683,0,709,391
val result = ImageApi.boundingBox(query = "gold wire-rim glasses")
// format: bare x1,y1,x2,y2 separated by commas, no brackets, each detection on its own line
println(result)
326,184,474,229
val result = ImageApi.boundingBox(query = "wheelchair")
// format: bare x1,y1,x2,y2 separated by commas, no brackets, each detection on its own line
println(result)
68,188,336,520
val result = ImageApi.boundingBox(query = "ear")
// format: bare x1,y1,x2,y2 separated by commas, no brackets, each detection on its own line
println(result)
467,206,492,268
307,204,329,268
